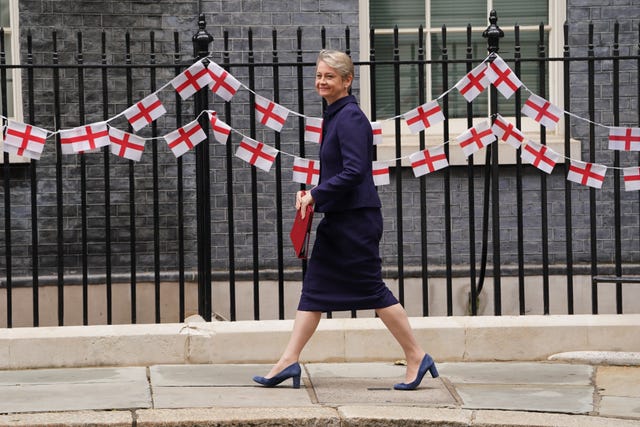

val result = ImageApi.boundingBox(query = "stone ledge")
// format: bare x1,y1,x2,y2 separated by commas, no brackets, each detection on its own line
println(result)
0,314,638,369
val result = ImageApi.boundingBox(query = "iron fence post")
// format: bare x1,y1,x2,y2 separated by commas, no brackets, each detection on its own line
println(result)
192,14,213,321
483,10,503,314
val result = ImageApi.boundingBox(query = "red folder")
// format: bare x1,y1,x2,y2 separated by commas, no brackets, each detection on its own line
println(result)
290,203,314,259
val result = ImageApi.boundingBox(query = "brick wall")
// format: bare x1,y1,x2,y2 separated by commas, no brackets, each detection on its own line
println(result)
3,1,640,282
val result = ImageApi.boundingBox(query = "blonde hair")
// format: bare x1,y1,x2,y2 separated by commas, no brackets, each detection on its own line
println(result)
317,49,354,82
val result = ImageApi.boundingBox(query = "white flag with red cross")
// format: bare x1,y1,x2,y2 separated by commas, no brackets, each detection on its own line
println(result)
171,61,213,100
567,160,607,189
109,128,145,161
623,166,640,191
456,121,495,157
409,145,449,177
304,117,323,144
404,100,445,134
372,161,390,186
521,140,561,174
3,120,48,159
164,119,207,158
59,123,110,153
492,114,525,149
123,93,167,132
455,63,489,102
207,61,241,101
292,157,320,185
522,94,562,130
235,136,278,172
608,127,640,151
255,95,290,132
371,121,383,145
208,112,232,144
485,55,522,99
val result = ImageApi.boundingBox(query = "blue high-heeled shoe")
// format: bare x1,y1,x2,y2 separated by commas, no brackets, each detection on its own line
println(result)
253,362,302,389
393,354,439,391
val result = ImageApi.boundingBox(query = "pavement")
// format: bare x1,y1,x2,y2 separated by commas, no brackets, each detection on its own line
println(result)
0,359,638,426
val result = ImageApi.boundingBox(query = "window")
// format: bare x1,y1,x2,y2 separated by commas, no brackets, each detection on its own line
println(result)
1,0,25,163
359,0,577,165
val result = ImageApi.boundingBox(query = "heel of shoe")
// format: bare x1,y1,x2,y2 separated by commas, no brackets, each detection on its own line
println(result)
292,375,301,389
428,362,439,378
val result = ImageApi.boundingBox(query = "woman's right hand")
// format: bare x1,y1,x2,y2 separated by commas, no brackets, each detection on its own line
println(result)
295,190,314,219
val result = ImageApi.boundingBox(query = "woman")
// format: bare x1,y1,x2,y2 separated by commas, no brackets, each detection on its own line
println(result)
253,49,438,391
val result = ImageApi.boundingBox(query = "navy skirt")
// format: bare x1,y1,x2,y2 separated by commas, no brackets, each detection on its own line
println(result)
298,207,399,312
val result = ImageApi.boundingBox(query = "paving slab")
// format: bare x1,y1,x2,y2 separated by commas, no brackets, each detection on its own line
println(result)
455,384,594,414
311,377,455,406
438,362,593,385
0,367,151,413
596,366,640,396
598,396,640,420
152,385,315,409
305,362,405,378
150,363,306,386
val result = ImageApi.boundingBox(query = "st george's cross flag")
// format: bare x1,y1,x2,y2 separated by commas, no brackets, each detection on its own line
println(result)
409,145,449,177
2,120,48,160
567,160,607,189
292,157,320,185
456,121,495,157
371,121,383,145
485,54,522,99
255,95,290,132
404,100,445,134
109,128,145,161
455,63,489,102
304,117,323,144
623,166,640,191
492,114,525,149
522,93,562,130
608,127,640,151
521,140,561,174
208,112,232,144
235,137,279,172
372,161,390,186
207,61,241,102
171,61,213,100
60,123,110,153
164,120,207,158
123,93,167,132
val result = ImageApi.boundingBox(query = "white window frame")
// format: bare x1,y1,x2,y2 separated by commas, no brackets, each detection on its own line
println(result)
358,0,579,165
1,0,26,163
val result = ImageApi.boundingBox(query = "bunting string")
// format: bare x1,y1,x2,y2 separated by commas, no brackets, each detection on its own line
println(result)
2,52,640,191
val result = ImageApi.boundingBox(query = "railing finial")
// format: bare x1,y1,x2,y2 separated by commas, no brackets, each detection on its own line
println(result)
483,9,504,54
192,13,213,59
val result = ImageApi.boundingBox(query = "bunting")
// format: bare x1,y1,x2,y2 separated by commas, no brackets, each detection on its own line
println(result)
2,53,639,192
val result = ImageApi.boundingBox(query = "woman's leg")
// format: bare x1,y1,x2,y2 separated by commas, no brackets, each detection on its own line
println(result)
264,310,322,378
375,303,426,383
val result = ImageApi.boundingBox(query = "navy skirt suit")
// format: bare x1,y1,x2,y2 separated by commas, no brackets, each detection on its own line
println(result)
298,95,399,312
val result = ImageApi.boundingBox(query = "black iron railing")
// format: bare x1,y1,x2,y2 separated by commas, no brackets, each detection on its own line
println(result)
1,11,639,326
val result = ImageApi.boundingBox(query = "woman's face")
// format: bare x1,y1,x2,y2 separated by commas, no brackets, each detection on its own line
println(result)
315,60,352,105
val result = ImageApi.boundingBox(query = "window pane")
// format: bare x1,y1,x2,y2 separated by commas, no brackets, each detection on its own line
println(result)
0,0,9,28
493,0,548,26
431,0,487,28
496,30,548,114
370,0,425,28
431,33,489,118
1,32,13,117
372,33,423,118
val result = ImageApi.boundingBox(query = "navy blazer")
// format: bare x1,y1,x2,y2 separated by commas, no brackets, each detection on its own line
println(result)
310,95,382,213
